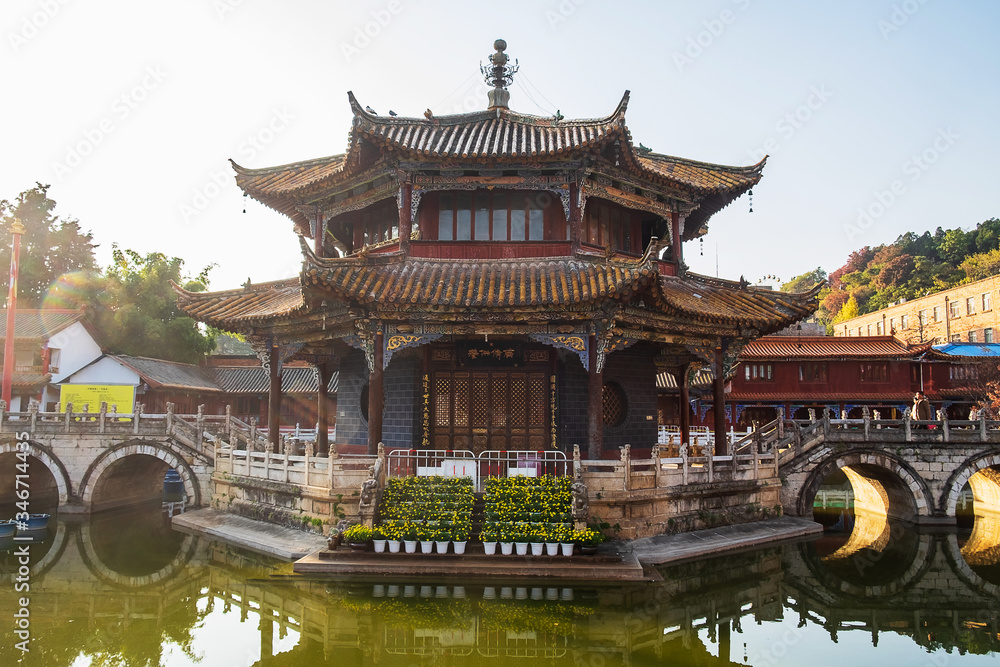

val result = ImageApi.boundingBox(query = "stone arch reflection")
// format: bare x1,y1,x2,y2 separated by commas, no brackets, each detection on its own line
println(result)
79,504,197,588
956,465,1000,586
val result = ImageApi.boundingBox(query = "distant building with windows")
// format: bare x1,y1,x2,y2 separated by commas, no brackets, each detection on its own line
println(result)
834,274,1000,345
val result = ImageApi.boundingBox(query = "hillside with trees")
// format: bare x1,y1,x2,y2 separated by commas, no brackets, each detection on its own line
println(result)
802,219,1000,331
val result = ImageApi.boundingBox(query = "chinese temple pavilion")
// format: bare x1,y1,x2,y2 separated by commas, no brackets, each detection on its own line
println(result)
176,40,820,459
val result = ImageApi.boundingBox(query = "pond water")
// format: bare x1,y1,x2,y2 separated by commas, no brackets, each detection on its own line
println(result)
1,501,998,666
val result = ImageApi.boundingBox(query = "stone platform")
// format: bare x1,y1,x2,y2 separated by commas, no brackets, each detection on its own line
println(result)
293,547,654,582
172,508,327,561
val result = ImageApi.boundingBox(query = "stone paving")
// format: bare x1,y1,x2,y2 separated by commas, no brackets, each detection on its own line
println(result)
627,516,823,566
172,508,327,561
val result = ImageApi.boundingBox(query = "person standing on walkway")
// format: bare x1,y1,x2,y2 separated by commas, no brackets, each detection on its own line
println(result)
913,391,931,428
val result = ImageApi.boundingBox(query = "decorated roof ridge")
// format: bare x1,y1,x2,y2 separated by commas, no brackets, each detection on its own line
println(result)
230,153,347,177
680,271,825,297
171,276,302,300
347,89,630,129
171,277,308,331
640,152,767,178
652,271,822,330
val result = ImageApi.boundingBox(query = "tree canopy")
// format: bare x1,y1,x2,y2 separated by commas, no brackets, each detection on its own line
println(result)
1,185,216,363
90,245,216,364
0,183,97,307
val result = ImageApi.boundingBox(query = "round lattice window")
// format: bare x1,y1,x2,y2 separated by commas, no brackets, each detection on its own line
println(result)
603,381,628,427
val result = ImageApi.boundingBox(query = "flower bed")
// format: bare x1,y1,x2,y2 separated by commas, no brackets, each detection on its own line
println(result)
480,475,575,547
376,476,474,549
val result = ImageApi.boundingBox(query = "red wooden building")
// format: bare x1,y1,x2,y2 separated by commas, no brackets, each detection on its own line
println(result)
723,335,944,426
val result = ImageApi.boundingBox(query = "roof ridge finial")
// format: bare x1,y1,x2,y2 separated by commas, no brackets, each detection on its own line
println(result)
481,39,517,110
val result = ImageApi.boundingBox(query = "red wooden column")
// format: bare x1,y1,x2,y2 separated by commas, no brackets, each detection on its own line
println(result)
313,209,324,257
368,330,384,454
713,344,727,455
268,344,282,450
587,333,603,460
679,362,691,451
316,361,330,456
670,212,682,264
398,182,412,254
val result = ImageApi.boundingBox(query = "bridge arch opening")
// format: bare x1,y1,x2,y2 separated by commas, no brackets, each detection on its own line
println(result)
800,453,928,523
82,443,200,513
0,445,66,511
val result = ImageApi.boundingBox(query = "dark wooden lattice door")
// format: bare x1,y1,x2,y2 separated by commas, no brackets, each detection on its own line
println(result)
433,370,548,453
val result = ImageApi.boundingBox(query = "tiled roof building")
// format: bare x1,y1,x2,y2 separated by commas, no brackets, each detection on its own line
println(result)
176,40,820,458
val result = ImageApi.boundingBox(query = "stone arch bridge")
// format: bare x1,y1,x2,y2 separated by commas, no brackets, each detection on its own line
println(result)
764,411,1000,524
0,402,242,514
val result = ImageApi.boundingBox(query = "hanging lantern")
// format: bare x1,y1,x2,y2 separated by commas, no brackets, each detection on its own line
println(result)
748,188,753,213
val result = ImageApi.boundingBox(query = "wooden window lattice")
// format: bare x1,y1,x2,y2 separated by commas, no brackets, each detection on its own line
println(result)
603,381,627,427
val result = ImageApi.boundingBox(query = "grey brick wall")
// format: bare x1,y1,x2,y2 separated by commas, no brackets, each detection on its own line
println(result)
336,348,422,448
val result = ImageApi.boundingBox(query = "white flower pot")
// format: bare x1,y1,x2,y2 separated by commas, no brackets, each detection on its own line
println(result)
420,540,434,554
388,540,401,553
500,542,514,555
515,542,529,556
435,540,450,554
373,539,387,553
530,543,544,556
404,540,417,554
560,543,575,557
453,541,467,555
545,542,559,556
483,541,497,555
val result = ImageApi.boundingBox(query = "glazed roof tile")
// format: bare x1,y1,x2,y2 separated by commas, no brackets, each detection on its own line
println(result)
740,336,931,359
348,91,628,161
303,250,658,308
657,276,821,329
114,355,222,392
172,278,305,329
232,91,765,233
209,365,338,394
0,309,84,341
12,371,50,390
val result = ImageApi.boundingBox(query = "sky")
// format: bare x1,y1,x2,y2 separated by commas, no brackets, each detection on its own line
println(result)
2,0,998,292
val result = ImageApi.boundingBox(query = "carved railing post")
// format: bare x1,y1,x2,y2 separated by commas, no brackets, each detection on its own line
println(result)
166,402,175,435
862,406,870,440
651,444,661,488
822,407,831,438
777,407,785,439
680,442,689,485
707,439,714,484
64,402,73,433
572,443,581,479
620,444,631,491
225,405,232,440
196,404,205,451
981,412,988,443
904,407,912,441
938,409,949,443
133,403,144,434
98,401,107,433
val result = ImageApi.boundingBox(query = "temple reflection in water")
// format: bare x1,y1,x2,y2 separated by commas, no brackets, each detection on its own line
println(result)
1,503,999,665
